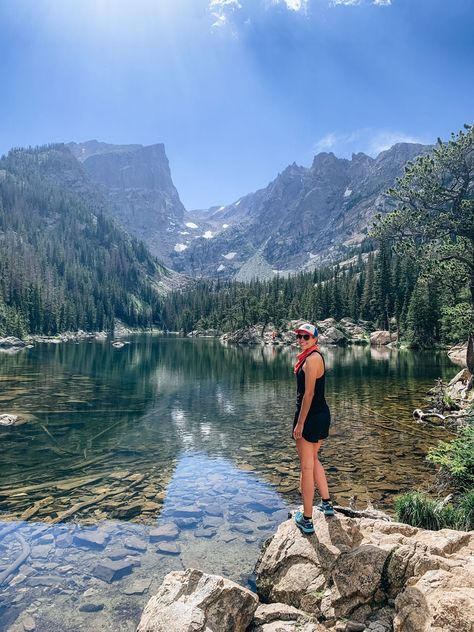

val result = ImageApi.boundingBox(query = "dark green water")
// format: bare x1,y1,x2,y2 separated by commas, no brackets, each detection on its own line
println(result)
0,336,458,631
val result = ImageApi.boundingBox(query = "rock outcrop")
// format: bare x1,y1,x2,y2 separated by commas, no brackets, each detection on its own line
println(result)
137,512,474,632
256,512,474,632
220,319,372,347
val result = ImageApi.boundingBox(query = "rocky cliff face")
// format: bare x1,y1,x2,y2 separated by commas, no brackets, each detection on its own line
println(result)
69,141,187,266
172,143,431,279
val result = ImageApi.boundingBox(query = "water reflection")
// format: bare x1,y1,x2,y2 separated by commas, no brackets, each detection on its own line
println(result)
0,338,458,524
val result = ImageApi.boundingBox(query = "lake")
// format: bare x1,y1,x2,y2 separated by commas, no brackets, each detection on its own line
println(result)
0,336,457,631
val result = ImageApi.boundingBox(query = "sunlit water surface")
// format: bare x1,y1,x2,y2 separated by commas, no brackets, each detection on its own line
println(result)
0,336,457,631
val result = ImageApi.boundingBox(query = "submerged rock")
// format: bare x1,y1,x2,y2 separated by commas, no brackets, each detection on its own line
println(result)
136,568,258,632
92,558,139,583
0,414,20,426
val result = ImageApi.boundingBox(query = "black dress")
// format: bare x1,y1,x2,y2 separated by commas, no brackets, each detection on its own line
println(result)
293,349,331,442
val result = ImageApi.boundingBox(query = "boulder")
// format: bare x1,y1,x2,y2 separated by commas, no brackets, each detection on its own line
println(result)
249,603,326,632
0,336,25,348
447,342,468,367
318,327,347,346
187,329,219,337
370,331,396,346
445,368,473,403
255,511,474,627
339,318,370,344
221,326,264,346
136,568,258,632
394,567,474,631
316,318,338,332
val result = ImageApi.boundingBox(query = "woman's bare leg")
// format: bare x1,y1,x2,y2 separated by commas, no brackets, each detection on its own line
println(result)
313,441,330,500
296,437,315,517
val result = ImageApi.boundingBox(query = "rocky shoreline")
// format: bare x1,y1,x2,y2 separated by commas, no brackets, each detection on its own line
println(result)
190,318,399,348
136,508,474,632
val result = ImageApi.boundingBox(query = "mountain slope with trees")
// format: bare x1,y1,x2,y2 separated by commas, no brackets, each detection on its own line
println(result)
0,144,174,337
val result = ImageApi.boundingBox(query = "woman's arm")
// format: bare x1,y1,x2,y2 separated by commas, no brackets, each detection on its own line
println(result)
293,353,324,440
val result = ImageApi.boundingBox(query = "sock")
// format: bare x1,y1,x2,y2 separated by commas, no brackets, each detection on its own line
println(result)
322,498,331,503
303,514,312,521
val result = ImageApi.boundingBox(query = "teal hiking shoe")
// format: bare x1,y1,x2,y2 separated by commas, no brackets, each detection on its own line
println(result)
316,500,335,516
294,510,315,534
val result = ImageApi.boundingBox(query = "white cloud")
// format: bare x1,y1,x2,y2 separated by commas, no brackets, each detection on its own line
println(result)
210,0,308,29
331,0,391,5
365,130,422,155
209,0,242,28
271,0,309,11
313,130,361,153
312,128,425,158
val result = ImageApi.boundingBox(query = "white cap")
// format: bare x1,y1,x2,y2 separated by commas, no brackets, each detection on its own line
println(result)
294,322,318,336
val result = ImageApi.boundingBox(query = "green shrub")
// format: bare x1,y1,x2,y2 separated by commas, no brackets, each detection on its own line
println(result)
455,489,474,531
427,425,474,489
394,490,474,531
394,491,444,530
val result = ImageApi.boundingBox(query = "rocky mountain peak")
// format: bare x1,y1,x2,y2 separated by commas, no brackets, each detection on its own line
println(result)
71,141,186,265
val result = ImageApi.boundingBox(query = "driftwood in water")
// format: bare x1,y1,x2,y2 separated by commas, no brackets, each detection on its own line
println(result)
49,473,146,524
19,496,54,521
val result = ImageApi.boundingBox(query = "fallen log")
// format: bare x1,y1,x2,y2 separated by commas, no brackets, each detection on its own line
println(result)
49,473,146,524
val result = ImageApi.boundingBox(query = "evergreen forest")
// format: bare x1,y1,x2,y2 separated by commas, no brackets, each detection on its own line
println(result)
0,145,168,337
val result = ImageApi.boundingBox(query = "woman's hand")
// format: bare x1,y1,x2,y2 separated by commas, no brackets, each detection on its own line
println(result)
293,423,304,440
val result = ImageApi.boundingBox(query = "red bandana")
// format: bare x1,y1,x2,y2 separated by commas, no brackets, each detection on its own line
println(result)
294,344,320,374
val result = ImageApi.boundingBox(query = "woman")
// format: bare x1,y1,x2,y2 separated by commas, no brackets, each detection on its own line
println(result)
292,322,333,535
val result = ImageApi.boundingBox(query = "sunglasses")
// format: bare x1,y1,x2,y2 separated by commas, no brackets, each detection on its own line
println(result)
296,333,312,340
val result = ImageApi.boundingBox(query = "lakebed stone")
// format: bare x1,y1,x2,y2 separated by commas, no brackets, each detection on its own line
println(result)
136,568,258,632
73,530,109,549
92,559,139,583
149,523,179,542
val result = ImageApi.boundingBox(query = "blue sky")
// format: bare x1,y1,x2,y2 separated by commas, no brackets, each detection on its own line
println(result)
0,0,472,209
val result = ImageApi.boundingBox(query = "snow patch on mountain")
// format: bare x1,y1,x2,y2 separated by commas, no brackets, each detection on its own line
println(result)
174,243,188,252
222,252,237,260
